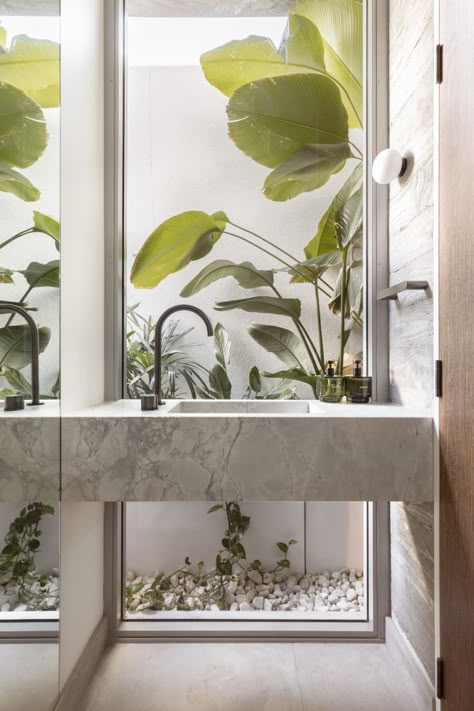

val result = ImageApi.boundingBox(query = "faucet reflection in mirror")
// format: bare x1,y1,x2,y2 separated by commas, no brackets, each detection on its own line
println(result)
0,302,43,408
154,305,213,406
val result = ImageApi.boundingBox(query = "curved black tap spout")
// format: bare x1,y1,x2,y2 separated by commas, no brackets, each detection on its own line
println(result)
154,305,213,405
0,301,43,406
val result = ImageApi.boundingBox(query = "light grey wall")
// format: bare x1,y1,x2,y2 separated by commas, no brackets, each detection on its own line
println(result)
388,0,434,684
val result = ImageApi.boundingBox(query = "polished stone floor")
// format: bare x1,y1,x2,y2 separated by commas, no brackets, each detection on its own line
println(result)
78,642,418,711
0,643,58,711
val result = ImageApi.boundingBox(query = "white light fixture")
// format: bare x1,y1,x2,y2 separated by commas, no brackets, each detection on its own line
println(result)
372,148,407,184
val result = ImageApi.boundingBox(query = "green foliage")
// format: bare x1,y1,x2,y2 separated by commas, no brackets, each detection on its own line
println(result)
126,304,211,399
131,211,228,289
0,324,50,371
131,0,364,384
0,502,55,608
181,259,274,297
126,501,298,613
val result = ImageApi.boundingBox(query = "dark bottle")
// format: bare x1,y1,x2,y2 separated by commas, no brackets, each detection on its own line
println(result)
345,360,372,403
320,360,345,403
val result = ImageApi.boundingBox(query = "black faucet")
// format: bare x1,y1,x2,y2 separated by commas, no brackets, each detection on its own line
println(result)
0,302,43,406
154,305,213,405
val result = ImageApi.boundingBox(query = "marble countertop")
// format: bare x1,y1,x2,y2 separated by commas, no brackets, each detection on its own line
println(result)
0,401,60,502
61,400,434,503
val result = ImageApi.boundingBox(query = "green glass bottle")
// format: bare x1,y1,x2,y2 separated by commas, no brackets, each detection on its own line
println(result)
320,360,345,403
345,360,372,403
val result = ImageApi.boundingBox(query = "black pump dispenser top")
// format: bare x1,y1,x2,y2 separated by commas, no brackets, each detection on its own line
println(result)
353,360,362,377
326,360,336,377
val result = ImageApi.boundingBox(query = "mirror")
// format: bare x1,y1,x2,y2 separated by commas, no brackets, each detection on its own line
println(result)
0,3,60,709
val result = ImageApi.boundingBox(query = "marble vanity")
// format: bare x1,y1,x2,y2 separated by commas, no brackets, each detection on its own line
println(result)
60,400,433,502
0,402,60,502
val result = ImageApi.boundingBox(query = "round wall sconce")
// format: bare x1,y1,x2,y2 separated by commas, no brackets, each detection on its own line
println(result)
372,148,407,184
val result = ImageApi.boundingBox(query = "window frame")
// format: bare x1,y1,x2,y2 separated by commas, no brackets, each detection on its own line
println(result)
103,0,391,642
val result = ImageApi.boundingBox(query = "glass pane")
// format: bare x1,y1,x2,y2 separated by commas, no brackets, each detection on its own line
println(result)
0,3,60,709
124,502,367,621
122,0,366,626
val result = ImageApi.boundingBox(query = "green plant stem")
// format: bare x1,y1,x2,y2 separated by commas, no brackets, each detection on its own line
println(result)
224,230,331,297
0,228,35,252
228,221,333,293
3,285,32,328
269,283,322,376
338,248,349,375
314,282,325,367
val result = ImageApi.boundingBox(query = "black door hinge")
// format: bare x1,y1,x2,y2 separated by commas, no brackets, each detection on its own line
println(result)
437,658,444,699
436,44,443,83
435,360,443,398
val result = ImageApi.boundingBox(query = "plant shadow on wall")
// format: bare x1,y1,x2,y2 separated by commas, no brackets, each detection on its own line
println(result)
0,25,60,399
0,503,59,612
130,0,364,397
126,502,365,615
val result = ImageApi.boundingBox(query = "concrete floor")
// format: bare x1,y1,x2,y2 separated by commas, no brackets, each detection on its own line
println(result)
0,643,58,711
78,642,418,711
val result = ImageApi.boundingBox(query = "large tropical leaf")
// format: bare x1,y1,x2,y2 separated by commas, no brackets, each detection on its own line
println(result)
227,73,348,169
292,0,363,127
213,322,231,370
130,210,228,289
19,260,60,290
289,249,342,284
0,266,14,284
335,185,363,249
0,35,60,108
248,323,311,370
209,363,232,399
216,296,301,320
201,15,325,97
181,259,273,297
263,142,352,201
0,161,39,201
33,211,60,242
0,324,50,370
262,367,317,386
0,81,47,169
303,163,362,261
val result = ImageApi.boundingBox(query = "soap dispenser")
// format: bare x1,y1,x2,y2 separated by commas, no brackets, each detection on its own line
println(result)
319,360,345,403
345,360,372,403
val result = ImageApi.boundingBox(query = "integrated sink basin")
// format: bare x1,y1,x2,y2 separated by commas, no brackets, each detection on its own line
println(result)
168,400,314,415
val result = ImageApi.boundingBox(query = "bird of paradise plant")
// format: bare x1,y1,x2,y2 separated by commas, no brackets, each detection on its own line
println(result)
130,0,364,394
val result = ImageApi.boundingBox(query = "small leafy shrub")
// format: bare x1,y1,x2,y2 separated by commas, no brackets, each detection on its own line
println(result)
0,502,58,609
126,501,297,613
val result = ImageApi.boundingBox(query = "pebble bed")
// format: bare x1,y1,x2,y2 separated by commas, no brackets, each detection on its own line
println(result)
126,568,365,614
0,571,60,612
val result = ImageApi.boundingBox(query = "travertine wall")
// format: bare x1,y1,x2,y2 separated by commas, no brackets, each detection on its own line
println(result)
389,0,435,684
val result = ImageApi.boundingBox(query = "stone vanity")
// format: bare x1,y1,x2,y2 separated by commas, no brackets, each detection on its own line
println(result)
60,400,433,502
0,402,60,502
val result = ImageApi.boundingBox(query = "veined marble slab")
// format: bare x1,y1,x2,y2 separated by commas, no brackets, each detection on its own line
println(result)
0,402,60,502
61,401,433,502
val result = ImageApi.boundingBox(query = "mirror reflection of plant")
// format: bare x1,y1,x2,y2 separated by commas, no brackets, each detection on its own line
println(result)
131,0,363,385
0,26,60,397
0,502,58,611
0,211,60,398
126,501,297,613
